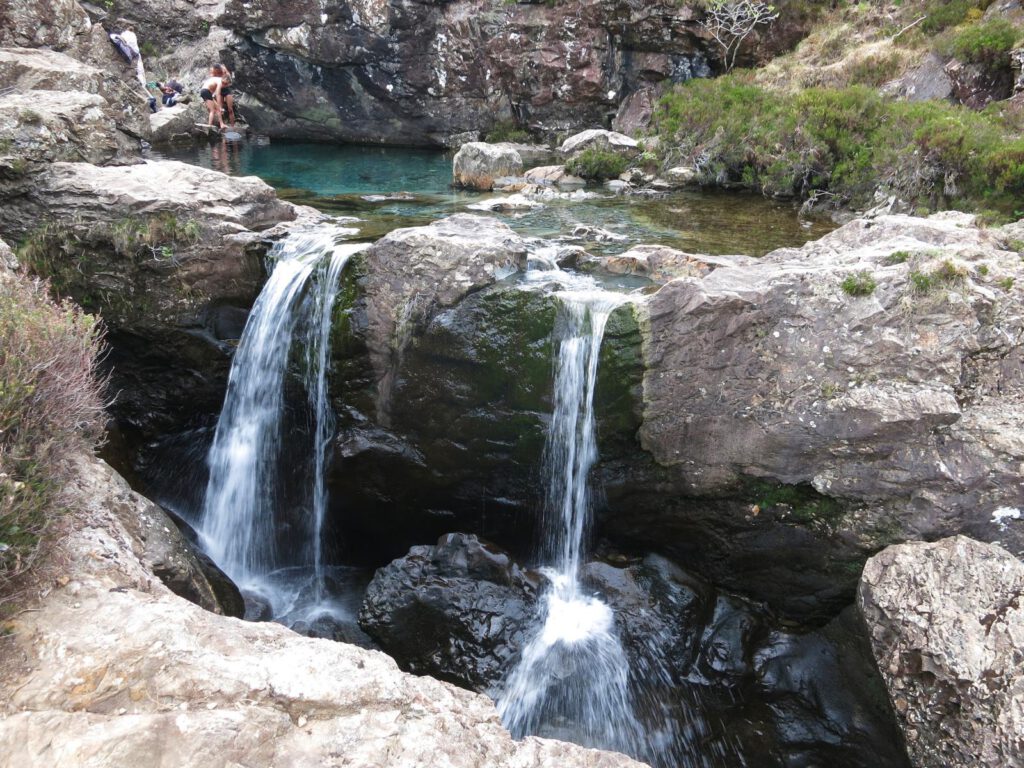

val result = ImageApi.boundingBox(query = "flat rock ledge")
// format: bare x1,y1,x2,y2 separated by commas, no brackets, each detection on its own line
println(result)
0,452,644,768
858,536,1024,768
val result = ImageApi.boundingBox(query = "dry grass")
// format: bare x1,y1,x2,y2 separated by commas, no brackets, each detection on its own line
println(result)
0,269,107,601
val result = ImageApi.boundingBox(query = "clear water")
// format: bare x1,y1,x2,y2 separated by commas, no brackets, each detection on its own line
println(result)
154,140,835,256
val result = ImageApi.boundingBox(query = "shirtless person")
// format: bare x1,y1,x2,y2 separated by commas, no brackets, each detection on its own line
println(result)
200,68,226,130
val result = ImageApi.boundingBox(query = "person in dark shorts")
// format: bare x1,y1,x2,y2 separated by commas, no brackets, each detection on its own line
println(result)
200,68,226,130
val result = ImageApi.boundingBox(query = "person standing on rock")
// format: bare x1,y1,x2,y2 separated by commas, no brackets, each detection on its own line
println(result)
200,68,227,131
214,65,236,127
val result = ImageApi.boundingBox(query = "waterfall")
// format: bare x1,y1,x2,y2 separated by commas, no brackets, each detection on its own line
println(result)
498,288,713,768
305,252,349,602
200,230,356,602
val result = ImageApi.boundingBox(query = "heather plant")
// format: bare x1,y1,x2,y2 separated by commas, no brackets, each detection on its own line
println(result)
0,270,107,595
653,75,1024,212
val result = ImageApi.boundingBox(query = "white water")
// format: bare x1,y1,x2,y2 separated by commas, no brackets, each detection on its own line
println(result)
498,274,716,768
498,289,650,756
200,230,363,618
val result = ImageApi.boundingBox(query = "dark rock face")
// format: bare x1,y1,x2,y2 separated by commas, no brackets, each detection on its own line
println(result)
945,59,1015,110
215,0,729,143
359,533,542,690
362,537,910,767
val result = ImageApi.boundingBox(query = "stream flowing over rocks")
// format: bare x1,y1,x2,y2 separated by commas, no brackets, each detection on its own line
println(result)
3,2,1024,761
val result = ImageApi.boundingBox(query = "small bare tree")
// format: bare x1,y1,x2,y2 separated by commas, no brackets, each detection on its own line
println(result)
699,1,780,72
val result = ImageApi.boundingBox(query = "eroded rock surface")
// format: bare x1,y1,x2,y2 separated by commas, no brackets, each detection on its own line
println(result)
609,212,1024,618
358,213,528,418
0,454,645,768
858,536,1024,768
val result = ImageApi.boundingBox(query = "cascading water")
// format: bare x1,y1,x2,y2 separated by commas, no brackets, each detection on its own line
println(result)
200,229,367,627
305,253,349,603
498,282,717,768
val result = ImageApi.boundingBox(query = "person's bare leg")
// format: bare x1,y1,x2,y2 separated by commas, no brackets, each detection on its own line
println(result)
215,95,226,129
226,95,235,127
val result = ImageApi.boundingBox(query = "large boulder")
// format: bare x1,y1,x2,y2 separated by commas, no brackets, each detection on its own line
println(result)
0,160,299,438
858,536,1024,768
453,142,524,191
0,453,644,768
606,212,1024,620
0,47,151,140
0,90,138,170
357,213,528,417
359,533,542,690
148,102,205,143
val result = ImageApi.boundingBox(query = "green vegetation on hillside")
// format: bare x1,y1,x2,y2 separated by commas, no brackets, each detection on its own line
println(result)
652,74,1024,212
0,272,106,599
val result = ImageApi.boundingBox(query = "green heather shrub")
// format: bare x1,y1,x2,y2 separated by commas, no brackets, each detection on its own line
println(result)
886,250,911,264
652,74,1024,211
484,120,531,144
941,18,1020,70
920,0,994,33
841,270,876,296
0,272,106,594
566,149,629,180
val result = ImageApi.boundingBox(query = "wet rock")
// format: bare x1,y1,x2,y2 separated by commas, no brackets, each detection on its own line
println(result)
593,245,752,282
524,165,586,188
612,84,665,136
453,142,524,191
467,194,543,212
0,453,644,768
148,102,205,143
754,607,910,768
357,214,528,419
858,536,1024,768
559,128,640,159
359,533,542,690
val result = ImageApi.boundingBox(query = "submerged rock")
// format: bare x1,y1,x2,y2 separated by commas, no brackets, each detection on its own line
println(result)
0,454,644,768
858,536,1024,768
453,142,524,191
